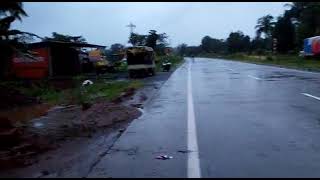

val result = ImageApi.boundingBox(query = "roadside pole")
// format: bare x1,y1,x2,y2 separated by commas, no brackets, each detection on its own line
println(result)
273,38,277,55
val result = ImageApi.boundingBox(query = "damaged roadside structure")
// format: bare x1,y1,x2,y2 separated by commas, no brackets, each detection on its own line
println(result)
10,41,106,79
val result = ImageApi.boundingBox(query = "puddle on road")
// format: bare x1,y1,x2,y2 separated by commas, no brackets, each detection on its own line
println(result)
258,71,318,82
33,122,45,128
265,74,296,79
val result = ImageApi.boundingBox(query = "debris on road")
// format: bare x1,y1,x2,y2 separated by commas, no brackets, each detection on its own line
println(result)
130,103,143,109
155,154,173,160
177,150,192,154
82,80,94,86
139,93,148,102
162,62,172,72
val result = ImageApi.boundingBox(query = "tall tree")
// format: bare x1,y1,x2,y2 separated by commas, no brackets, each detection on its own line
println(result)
255,15,275,39
110,43,124,54
128,33,146,46
226,31,250,53
44,32,87,43
285,2,320,47
0,2,28,21
201,36,213,53
273,13,296,53
201,36,227,53
0,2,41,78
145,30,168,49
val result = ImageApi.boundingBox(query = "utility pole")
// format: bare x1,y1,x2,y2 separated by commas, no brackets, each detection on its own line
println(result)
126,22,136,35
273,38,277,54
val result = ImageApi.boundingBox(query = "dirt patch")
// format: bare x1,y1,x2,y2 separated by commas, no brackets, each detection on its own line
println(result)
0,117,55,170
0,79,144,170
0,85,39,110
0,104,52,124
111,87,136,103
0,100,142,170
79,102,142,130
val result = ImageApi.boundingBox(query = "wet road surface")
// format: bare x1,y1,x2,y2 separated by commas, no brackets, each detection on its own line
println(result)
88,58,320,178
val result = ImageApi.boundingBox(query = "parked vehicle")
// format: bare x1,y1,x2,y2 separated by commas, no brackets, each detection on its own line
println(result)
126,46,156,78
162,60,171,72
88,49,114,74
302,36,320,58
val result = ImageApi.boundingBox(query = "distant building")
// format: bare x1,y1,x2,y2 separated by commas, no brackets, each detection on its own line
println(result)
10,41,105,79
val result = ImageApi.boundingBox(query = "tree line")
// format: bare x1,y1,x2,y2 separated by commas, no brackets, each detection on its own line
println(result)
176,2,320,56
1,2,319,78
0,1,170,78
128,30,169,55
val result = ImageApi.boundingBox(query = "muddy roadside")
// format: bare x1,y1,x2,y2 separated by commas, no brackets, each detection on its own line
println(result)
0,70,175,178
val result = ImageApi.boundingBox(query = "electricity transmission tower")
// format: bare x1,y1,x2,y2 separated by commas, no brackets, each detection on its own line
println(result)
126,22,136,34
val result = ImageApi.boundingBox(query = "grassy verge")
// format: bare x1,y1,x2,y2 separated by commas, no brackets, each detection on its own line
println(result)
155,55,184,72
1,78,143,106
76,79,142,104
199,53,320,72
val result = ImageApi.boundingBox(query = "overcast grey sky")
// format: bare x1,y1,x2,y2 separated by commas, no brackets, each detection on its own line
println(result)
13,2,289,47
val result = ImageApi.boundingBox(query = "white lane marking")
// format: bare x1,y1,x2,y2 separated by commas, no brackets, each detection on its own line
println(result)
227,68,235,72
247,75,262,80
187,61,201,178
301,93,320,101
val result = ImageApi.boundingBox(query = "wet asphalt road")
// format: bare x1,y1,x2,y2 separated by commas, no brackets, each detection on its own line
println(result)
88,58,320,178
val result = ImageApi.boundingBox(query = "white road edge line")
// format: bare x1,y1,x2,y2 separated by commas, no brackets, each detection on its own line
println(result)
301,93,320,101
247,75,262,80
187,61,201,178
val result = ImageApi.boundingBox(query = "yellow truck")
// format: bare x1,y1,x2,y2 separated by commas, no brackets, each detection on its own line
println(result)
88,49,113,74
126,46,156,78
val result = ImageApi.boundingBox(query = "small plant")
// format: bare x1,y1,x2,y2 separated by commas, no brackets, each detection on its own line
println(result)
266,55,273,61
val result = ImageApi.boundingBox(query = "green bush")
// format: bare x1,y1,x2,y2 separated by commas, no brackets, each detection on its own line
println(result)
266,55,273,61
155,55,184,71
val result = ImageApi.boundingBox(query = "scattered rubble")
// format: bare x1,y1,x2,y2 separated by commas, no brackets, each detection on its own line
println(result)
155,155,173,160
130,103,143,109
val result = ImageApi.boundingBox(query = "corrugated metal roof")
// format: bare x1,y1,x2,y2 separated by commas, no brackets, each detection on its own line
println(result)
27,41,106,49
